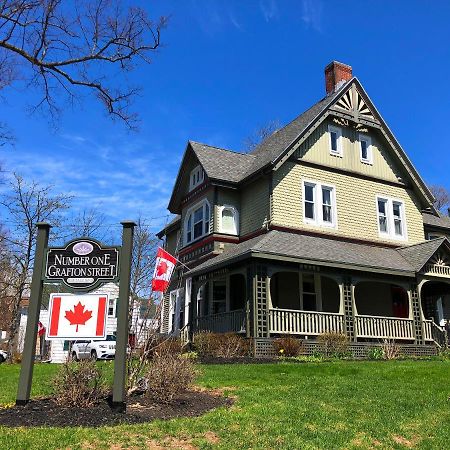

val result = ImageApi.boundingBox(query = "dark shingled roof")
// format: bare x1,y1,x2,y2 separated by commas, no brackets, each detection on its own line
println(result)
189,231,419,276
244,86,347,177
423,212,450,231
156,215,181,238
187,81,350,184
397,237,449,271
189,142,255,183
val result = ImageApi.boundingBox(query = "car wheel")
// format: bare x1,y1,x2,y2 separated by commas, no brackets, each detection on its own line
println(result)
91,350,98,361
71,352,78,362
0,355,5,364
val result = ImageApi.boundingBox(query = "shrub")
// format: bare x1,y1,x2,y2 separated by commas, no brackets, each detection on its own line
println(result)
146,354,196,403
143,336,183,359
53,360,106,407
367,346,384,360
317,332,349,357
381,339,401,360
193,332,250,358
273,336,303,357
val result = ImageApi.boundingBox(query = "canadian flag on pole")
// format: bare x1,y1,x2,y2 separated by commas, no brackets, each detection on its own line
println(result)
152,247,177,292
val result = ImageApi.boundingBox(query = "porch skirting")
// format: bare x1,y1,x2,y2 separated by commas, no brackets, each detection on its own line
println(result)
253,338,439,359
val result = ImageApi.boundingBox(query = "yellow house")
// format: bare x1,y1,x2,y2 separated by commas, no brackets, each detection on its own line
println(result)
158,62,450,356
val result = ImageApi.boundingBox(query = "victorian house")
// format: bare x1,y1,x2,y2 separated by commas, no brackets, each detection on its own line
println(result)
158,62,449,356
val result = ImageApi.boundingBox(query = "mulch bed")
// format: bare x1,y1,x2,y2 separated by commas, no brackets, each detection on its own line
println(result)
0,390,232,428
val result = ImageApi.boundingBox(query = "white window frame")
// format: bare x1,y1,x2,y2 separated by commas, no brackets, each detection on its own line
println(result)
358,133,373,165
184,199,210,245
328,124,343,157
218,205,239,235
302,179,338,229
189,165,204,191
376,195,407,241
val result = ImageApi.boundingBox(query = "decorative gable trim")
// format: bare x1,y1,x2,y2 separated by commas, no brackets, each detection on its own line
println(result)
421,241,450,278
334,84,377,122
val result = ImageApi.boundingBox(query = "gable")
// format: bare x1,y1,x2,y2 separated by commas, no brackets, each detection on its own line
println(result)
272,79,435,210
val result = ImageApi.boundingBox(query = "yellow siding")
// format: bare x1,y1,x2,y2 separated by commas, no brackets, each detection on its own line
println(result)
241,177,270,236
294,120,405,183
272,162,425,245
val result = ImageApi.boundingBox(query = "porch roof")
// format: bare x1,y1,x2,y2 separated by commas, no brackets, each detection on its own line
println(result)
188,231,418,277
397,237,450,272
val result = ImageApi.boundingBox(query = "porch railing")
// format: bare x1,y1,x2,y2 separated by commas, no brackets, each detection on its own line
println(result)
423,319,446,347
196,309,246,334
268,309,344,336
423,263,450,278
355,315,414,340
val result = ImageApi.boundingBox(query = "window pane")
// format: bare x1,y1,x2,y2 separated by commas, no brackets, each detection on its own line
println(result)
305,202,314,219
222,209,235,233
322,188,331,205
394,219,402,235
392,203,401,218
193,221,203,238
330,132,337,152
323,205,332,223
194,207,203,223
379,216,387,233
361,140,368,160
305,184,314,202
378,200,386,215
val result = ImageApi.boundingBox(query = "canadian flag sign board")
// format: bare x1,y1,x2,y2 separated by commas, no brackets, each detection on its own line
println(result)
46,293,108,340
152,247,177,292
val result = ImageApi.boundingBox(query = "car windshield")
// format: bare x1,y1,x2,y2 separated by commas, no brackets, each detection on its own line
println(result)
105,335,116,341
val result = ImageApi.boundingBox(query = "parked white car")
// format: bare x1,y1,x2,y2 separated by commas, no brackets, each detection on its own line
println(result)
71,335,116,361
0,350,7,363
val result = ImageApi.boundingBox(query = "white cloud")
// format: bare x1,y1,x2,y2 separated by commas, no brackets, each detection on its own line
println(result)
260,0,279,22
301,0,323,32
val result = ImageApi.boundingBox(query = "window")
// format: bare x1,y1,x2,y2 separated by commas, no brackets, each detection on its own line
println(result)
328,125,343,157
212,280,226,314
303,180,337,228
302,274,317,311
219,205,239,235
376,196,407,240
107,298,116,317
184,200,210,244
359,133,373,164
189,165,204,191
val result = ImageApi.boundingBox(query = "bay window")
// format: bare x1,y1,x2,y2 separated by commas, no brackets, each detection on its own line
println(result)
303,180,337,228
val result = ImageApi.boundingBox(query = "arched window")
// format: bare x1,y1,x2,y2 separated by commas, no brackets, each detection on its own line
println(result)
185,200,210,244
219,205,239,235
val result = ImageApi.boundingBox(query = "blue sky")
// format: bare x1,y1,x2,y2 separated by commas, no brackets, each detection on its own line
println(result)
1,0,450,236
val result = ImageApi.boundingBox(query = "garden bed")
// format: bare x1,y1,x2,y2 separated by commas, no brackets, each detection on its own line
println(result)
0,389,232,427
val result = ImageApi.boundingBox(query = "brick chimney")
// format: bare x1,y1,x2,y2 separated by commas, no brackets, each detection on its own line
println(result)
325,61,353,95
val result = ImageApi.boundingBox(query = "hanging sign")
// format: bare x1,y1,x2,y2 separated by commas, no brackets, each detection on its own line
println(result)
46,293,108,340
45,239,119,290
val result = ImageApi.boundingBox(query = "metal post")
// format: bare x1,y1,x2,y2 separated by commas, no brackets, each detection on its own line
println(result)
16,223,51,405
112,221,135,412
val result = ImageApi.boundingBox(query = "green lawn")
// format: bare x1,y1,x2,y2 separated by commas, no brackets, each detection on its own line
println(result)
0,360,449,449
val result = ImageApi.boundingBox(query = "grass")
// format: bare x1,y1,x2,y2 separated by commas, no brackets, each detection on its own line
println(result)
0,360,449,449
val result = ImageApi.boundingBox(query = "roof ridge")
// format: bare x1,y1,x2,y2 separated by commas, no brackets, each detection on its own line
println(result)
189,140,255,158
397,237,446,251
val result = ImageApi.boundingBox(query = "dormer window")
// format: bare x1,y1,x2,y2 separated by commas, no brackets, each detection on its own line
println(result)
219,205,239,235
328,125,343,157
185,200,210,244
189,165,204,191
359,133,373,164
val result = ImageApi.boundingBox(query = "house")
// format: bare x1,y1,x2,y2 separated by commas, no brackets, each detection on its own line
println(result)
157,62,450,357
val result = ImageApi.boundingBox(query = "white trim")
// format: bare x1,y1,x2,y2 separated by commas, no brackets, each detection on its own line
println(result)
328,124,343,157
302,179,338,229
189,165,204,191
184,199,211,245
218,204,239,235
358,133,373,165
376,195,408,241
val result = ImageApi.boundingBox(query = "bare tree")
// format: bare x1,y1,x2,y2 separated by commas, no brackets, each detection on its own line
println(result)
0,173,72,359
0,1,167,128
429,185,450,213
65,207,112,242
243,119,280,153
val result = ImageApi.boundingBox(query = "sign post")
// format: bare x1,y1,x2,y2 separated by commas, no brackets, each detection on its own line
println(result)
16,223,51,405
112,221,135,412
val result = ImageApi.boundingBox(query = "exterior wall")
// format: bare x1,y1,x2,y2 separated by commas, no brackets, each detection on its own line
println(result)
164,227,180,255
272,162,425,245
241,176,270,236
294,120,406,183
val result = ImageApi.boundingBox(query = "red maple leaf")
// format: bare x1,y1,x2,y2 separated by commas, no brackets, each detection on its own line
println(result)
156,260,168,277
65,301,92,332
